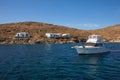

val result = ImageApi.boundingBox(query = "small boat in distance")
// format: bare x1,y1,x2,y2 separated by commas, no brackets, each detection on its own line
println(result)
73,34,110,54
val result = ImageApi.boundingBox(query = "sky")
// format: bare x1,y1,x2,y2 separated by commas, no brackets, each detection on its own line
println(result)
0,0,120,30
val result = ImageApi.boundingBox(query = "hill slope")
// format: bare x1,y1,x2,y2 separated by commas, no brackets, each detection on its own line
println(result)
0,22,120,44
90,24,120,41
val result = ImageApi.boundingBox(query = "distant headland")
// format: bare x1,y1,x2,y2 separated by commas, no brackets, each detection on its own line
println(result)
0,22,120,44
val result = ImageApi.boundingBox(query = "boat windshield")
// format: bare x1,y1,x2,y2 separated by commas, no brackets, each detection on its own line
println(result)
85,43,103,47
89,35,101,39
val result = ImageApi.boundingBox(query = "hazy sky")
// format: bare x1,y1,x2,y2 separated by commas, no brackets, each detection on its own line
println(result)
0,0,120,30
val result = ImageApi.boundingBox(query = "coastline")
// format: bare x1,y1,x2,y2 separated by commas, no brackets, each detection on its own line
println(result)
0,22,120,45
0,37,81,45
0,37,120,45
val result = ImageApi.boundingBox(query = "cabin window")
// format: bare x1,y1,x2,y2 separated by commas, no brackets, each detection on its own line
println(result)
85,43,96,46
95,43,103,47
85,43,103,47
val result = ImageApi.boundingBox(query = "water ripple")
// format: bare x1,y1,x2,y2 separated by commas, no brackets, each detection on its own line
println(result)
0,43,120,80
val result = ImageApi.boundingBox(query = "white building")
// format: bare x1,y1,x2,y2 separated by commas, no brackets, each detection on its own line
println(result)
15,32,30,38
54,33,62,37
45,33,71,38
62,33,71,38
45,33,55,38
45,33,62,38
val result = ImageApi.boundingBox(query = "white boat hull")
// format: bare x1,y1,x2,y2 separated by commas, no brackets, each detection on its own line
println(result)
75,46,110,54
73,34,110,55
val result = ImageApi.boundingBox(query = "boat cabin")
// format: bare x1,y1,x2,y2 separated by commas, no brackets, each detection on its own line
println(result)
86,34,103,43
85,34,103,47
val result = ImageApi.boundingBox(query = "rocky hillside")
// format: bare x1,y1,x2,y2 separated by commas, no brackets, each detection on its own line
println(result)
90,24,120,41
0,22,120,44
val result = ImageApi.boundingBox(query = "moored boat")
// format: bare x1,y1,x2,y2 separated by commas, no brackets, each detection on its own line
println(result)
73,34,110,54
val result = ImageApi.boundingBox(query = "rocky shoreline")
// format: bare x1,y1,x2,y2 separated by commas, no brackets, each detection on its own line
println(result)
0,37,120,45
0,37,84,45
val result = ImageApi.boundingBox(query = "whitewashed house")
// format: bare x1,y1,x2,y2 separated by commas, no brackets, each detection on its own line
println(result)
45,33,62,38
45,33,71,38
15,32,30,38
54,33,62,37
45,33,55,38
62,33,71,38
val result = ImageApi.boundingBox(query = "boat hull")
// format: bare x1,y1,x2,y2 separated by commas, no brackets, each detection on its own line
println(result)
75,47,110,55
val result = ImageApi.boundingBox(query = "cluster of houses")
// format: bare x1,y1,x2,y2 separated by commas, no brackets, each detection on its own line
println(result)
15,32,71,39
45,33,71,38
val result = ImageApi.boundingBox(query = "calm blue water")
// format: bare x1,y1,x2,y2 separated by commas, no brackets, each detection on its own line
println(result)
0,43,120,80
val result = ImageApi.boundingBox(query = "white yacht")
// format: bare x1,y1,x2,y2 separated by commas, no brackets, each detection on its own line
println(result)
73,34,110,54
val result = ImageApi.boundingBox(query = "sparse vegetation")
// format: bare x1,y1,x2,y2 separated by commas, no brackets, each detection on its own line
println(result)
0,22,120,44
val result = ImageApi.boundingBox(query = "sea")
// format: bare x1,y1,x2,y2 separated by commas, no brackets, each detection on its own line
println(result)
0,43,120,80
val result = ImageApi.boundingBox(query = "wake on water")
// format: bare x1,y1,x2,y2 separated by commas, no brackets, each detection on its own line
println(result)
110,50,120,53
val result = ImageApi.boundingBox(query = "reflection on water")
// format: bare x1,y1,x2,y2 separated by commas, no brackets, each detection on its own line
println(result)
76,53,110,62
75,54,109,76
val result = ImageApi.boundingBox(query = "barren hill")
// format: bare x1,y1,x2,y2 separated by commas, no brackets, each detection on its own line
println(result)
90,24,120,41
0,22,120,44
